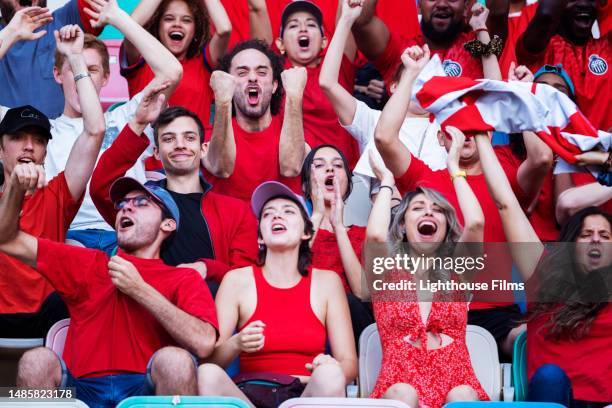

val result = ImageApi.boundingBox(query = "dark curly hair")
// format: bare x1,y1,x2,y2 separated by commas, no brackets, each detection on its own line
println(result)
145,0,210,60
218,39,284,116
528,207,612,341
256,194,314,276
300,144,353,202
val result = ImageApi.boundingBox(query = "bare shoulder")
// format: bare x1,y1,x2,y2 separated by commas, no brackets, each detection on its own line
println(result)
221,266,256,289
311,268,344,292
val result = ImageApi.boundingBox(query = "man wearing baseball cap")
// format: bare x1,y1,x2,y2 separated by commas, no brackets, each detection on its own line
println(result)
0,172,218,407
0,98,105,339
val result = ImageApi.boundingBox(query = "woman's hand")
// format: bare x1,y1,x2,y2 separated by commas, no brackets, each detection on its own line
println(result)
305,353,340,372
369,149,395,187
329,177,345,231
445,126,467,174
234,320,265,353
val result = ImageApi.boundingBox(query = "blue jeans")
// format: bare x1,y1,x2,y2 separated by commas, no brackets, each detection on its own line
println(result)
66,229,117,256
527,364,610,408
65,372,153,408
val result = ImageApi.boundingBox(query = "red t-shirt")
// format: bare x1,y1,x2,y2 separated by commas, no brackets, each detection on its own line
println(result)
283,55,360,168
221,0,339,49
516,33,612,131
120,47,214,126
311,226,366,293
204,116,301,201
36,239,218,378
374,32,484,85
498,1,539,76
495,145,559,241
527,304,612,401
396,155,517,308
375,0,420,42
0,174,81,314
571,172,612,213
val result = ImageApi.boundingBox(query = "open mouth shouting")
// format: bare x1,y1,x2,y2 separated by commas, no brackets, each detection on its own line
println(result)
271,222,287,234
324,175,335,191
417,219,439,240
297,35,310,50
168,30,185,45
246,85,261,106
431,10,453,26
17,156,35,164
118,216,135,232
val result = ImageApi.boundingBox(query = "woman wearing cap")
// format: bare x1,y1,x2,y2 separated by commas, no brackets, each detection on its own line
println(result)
365,127,489,408
198,181,357,407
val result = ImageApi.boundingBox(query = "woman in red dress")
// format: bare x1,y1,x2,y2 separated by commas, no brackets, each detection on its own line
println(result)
365,127,489,408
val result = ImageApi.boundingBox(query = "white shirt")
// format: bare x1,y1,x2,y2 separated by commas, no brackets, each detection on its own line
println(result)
344,100,448,182
45,92,154,231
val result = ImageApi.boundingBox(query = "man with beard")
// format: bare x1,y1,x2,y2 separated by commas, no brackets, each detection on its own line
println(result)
90,96,259,286
0,164,218,407
0,0,102,117
350,0,510,83
516,0,611,131
203,39,307,202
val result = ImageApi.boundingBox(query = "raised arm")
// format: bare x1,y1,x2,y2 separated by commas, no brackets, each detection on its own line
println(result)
556,183,612,225
517,0,566,57
279,67,307,177
0,7,53,59
319,0,362,126
469,3,502,80
445,127,485,243
485,0,510,43
374,45,430,177
350,0,390,61
474,133,544,281
107,256,217,359
206,0,232,68
57,25,106,201
247,0,272,44
203,71,236,178
84,0,182,98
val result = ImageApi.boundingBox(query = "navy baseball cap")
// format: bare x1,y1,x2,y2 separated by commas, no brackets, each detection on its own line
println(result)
533,64,576,98
0,105,52,140
251,181,309,218
110,177,180,228
280,0,323,37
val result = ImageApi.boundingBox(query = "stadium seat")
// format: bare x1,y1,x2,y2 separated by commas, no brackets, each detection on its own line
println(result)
116,396,251,407
443,402,565,407
45,318,70,357
358,324,502,401
0,338,44,349
512,329,528,401
279,398,412,408
0,338,44,386
1,401,89,407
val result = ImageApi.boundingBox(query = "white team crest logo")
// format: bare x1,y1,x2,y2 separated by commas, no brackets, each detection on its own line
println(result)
442,60,463,77
588,54,608,75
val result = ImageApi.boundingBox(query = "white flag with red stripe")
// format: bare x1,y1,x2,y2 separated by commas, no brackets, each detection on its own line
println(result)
411,55,611,165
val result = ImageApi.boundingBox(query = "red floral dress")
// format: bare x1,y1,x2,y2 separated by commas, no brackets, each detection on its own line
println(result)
371,289,489,408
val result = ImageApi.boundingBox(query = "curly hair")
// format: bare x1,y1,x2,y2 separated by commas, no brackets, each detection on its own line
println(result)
217,39,284,116
145,0,210,60
528,207,612,341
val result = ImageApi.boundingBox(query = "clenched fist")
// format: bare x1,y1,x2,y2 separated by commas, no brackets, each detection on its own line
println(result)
281,67,307,98
210,71,237,104
10,162,46,193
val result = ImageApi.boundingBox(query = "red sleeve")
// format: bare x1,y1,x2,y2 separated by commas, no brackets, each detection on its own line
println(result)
76,0,102,35
373,33,414,85
175,271,219,334
36,238,104,304
45,172,84,232
339,54,356,93
90,125,150,227
395,154,432,195
119,42,146,78
515,32,546,68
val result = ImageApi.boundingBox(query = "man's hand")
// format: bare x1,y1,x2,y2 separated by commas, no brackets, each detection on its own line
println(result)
5,6,53,41
234,320,265,353
281,66,307,99
130,81,170,133
54,25,84,57
83,0,121,29
10,163,46,193
210,71,237,104
340,0,364,23
469,3,489,31
508,61,534,82
305,353,340,372
108,255,147,297
364,79,385,103
177,261,207,279
400,44,431,76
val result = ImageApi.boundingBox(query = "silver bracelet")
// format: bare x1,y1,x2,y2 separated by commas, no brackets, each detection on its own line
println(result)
73,72,91,82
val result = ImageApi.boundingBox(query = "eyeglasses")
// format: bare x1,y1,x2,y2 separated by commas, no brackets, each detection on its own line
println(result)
114,195,154,210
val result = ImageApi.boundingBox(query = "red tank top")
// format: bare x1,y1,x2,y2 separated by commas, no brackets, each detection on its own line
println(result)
239,266,326,376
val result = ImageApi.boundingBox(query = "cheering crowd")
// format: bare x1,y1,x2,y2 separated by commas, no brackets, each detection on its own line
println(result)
0,0,610,407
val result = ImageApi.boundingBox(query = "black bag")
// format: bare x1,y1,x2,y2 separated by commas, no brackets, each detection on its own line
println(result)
234,372,306,408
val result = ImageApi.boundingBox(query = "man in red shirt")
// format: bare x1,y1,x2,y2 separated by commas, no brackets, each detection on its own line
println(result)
90,89,259,286
0,25,106,338
351,0,510,82
275,0,360,167
516,0,611,131
204,39,306,201
0,167,218,407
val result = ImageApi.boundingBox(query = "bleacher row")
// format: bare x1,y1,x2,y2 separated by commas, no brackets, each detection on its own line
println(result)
0,321,546,407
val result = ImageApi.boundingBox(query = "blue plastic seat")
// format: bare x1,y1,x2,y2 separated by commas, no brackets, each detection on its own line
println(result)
444,403,565,407
512,330,528,401
116,396,250,407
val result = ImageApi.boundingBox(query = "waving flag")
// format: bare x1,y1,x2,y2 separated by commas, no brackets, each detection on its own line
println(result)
411,56,611,165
